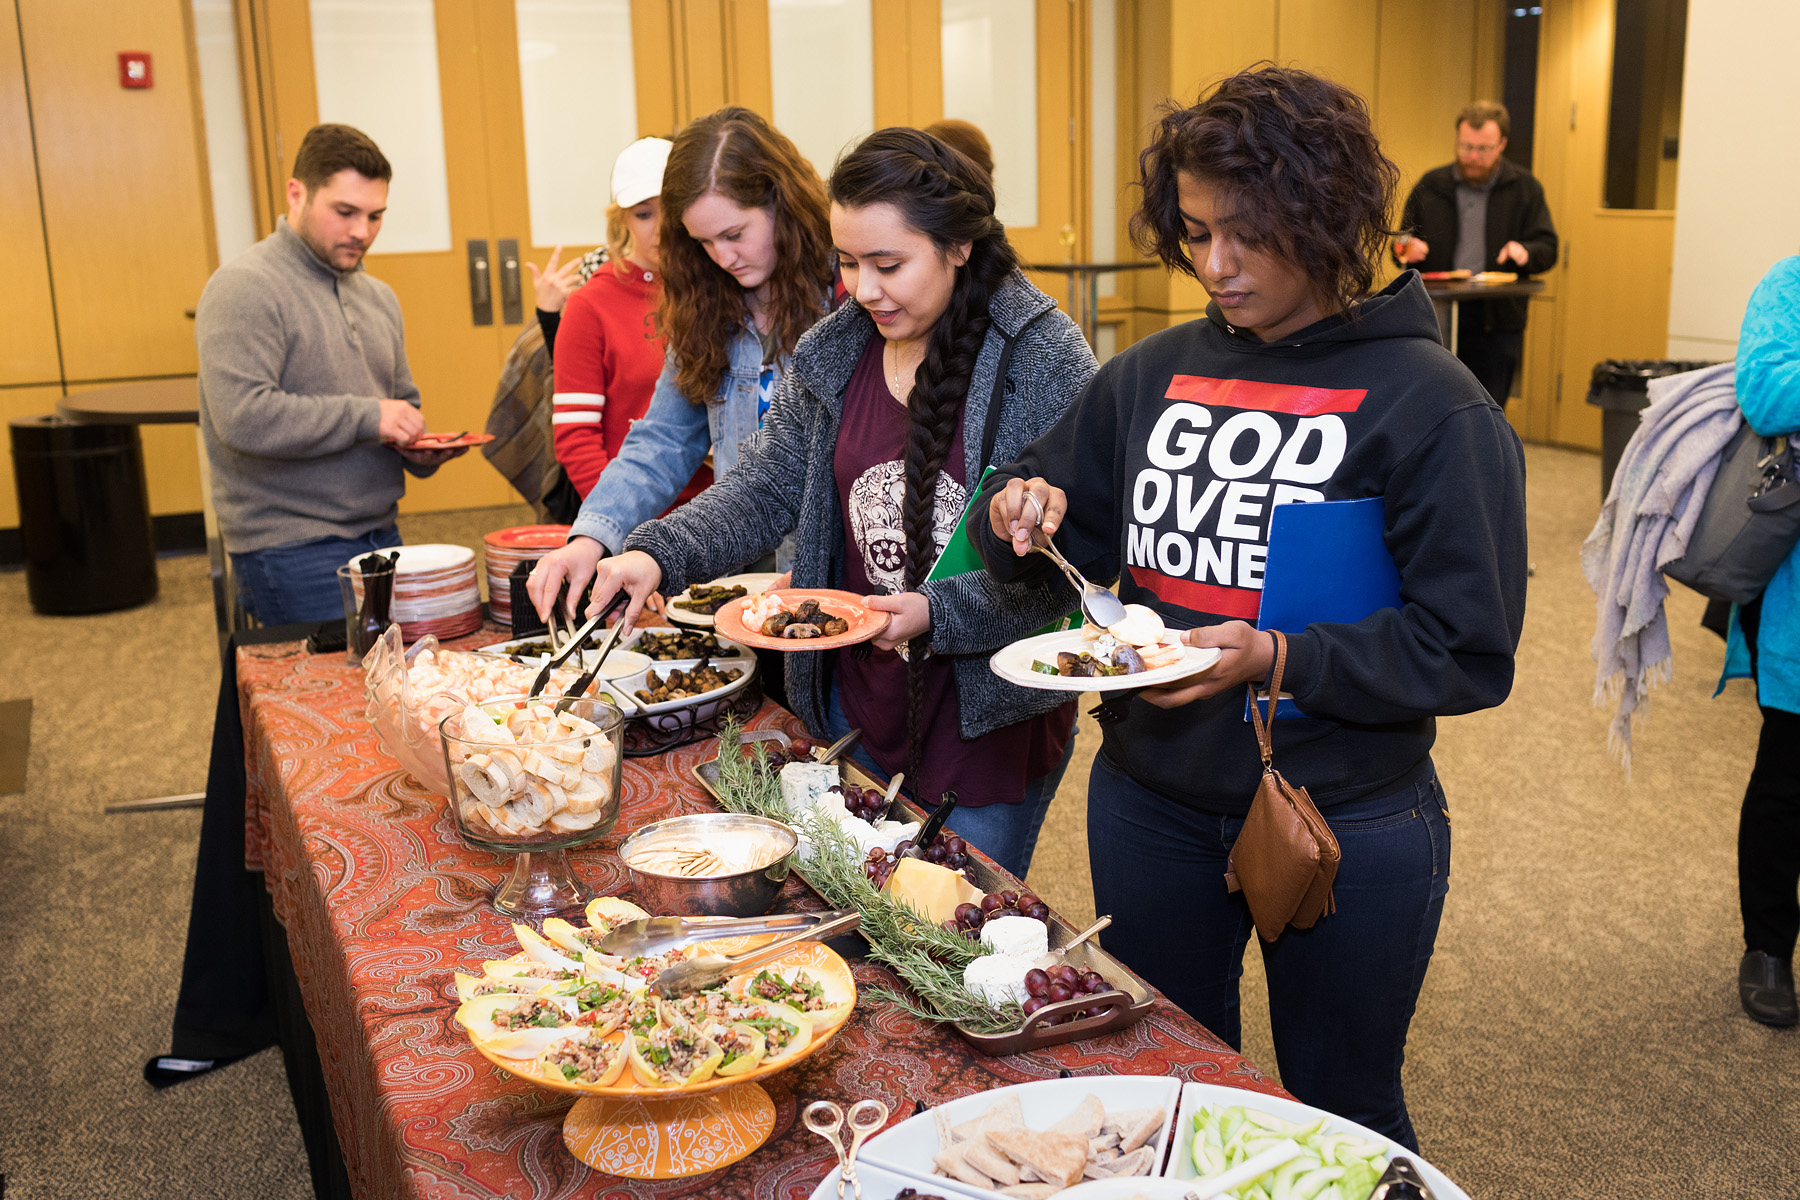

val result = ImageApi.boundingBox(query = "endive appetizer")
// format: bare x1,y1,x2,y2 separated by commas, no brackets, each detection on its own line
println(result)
535,1031,627,1087
708,1023,767,1077
729,966,852,1027
660,994,813,1066
627,1019,724,1088
455,992,579,1057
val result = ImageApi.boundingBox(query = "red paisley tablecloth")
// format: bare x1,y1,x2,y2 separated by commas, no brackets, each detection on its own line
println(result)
237,637,1285,1199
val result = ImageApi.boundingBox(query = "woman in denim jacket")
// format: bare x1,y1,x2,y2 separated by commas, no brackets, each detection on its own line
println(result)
579,129,1096,876
530,107,836,605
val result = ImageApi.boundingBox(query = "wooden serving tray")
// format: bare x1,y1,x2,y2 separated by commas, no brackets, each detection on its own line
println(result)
692,732,1156,1055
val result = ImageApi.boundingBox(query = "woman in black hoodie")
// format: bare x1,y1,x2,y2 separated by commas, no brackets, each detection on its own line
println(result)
975,68,1527,1149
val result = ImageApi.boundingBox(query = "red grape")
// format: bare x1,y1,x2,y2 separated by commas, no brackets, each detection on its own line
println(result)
1023,969,1050,998
1000,890,1019,907
954,903,983,929
789,738,813,757
945,836,965,855
1046,983,1073,1003
1053,965,1080,987
1023,902,1049,921
1081,972,1107,993
1022,997,1046,1016
979,894,1004,914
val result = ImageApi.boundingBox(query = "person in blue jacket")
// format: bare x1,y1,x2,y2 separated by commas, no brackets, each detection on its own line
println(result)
1723,257,1800,1027
529,107,836,613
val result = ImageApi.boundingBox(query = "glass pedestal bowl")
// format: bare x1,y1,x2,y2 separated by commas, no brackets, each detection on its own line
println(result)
439,694,624,917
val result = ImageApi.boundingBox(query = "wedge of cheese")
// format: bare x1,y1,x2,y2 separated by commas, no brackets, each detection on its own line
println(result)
882,857,984,924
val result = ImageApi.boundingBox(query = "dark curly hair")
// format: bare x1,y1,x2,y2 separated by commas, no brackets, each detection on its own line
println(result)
828,126,1019,790
1130,65,1399,314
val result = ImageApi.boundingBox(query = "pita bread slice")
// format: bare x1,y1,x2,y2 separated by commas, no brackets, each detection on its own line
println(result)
999,1187,1060,1199
1110,1145,1156,1176
1049,1094,1106,1140
985,1128,1088,1189
1107,1107,1166,1152
962,1139,1023,1187
934,1143,996,1192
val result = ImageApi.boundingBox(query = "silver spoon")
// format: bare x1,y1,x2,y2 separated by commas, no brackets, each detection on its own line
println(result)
1023,493,1126,628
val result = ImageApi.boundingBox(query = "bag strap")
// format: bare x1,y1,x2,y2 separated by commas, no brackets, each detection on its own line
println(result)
979,309,1051,472
1247,630,1287,769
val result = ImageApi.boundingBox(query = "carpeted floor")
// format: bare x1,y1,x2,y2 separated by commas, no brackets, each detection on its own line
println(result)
0,453,1793,1198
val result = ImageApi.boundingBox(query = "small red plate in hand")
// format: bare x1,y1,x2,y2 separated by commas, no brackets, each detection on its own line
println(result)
412,432,495,449
713,588,890,651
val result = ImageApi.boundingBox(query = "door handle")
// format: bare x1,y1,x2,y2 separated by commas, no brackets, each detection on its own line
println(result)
467,239,493,326
498,237,523,325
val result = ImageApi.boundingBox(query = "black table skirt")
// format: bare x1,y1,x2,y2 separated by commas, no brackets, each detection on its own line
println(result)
164,622,352,1199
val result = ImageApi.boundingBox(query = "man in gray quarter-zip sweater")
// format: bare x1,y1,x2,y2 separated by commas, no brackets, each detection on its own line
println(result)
196,124,467,624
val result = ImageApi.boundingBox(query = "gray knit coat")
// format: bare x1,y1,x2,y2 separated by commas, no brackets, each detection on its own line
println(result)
625,270,1096,739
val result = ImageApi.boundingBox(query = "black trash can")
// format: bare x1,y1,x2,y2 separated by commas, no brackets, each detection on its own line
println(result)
10,415,159,614
1587,359,1717,500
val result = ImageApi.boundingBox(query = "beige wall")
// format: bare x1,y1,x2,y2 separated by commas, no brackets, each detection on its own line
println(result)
1665,0,1800,362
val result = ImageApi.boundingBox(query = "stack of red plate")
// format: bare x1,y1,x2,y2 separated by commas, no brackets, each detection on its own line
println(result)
483,525,570,626
345,544,483,641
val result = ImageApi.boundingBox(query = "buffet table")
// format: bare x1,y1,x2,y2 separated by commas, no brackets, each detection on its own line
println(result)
236,634,1285,1199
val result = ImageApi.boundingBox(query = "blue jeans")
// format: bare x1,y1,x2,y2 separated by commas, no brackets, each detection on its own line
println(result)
822,683,1073,879
1087,752,1450,1151
232,526,403,626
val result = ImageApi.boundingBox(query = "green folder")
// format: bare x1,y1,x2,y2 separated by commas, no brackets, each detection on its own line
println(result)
926,467,1083,634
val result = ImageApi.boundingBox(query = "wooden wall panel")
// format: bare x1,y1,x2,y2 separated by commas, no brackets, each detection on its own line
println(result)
871,0,941,128
0,385,64,528
631,0,680,135
0,6,62,387
1277,0,1379,106
1375,0,1478,203
19,0,214,383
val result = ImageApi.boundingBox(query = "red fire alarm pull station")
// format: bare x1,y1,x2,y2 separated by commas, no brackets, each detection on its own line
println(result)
119,52,153,89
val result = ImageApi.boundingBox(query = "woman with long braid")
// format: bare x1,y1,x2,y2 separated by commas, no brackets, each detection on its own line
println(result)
581,128,1095,876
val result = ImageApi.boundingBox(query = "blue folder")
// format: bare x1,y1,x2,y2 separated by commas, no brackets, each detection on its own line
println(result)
1248,497,1403,720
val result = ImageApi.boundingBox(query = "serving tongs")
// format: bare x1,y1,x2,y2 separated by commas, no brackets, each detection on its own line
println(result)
804,1097,888,1200
598,911,849,958
527,588,629,701
652,909,861,997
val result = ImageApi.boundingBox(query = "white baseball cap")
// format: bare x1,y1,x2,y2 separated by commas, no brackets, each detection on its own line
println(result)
611,137,673,208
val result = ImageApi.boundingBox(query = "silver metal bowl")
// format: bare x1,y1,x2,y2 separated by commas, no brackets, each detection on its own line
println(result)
617,813,797,917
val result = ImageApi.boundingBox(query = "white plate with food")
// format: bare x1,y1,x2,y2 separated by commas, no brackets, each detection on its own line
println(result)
857,1074,1181,1200
806,1161,991,1200
990,629,1220,693
1163,1081,1469,1199
666,572,783,627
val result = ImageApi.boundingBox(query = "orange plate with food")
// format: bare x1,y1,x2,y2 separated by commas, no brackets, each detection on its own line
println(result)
713,589,890,651
412,432,496,449
465,936,856,1100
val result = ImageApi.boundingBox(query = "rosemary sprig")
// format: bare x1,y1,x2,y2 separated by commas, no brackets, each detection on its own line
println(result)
709,714,788,821
704,714,1020,1032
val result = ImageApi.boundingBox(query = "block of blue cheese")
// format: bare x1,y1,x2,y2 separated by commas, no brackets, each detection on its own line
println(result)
778,760,841,814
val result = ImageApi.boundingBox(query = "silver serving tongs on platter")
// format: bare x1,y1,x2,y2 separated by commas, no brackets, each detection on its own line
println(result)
597,911,845,959
652,909,861,997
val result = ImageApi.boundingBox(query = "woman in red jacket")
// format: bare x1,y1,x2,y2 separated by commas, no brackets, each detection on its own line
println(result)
552,136,712,506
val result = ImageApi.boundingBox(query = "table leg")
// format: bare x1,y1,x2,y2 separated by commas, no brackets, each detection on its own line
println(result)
1432,298,1453,349
1085,270,1101,350
1449,300,1460,357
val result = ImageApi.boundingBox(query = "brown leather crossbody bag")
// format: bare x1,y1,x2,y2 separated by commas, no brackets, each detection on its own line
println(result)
1224,630,1341,942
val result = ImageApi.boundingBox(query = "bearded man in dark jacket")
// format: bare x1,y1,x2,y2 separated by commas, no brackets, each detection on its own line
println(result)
1394,100,1558,407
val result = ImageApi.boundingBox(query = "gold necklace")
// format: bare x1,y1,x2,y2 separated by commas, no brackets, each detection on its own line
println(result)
885,340,923,399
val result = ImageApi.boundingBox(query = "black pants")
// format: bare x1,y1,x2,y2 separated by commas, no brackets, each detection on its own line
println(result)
1738,600,1800,960
1455,310,1523,408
